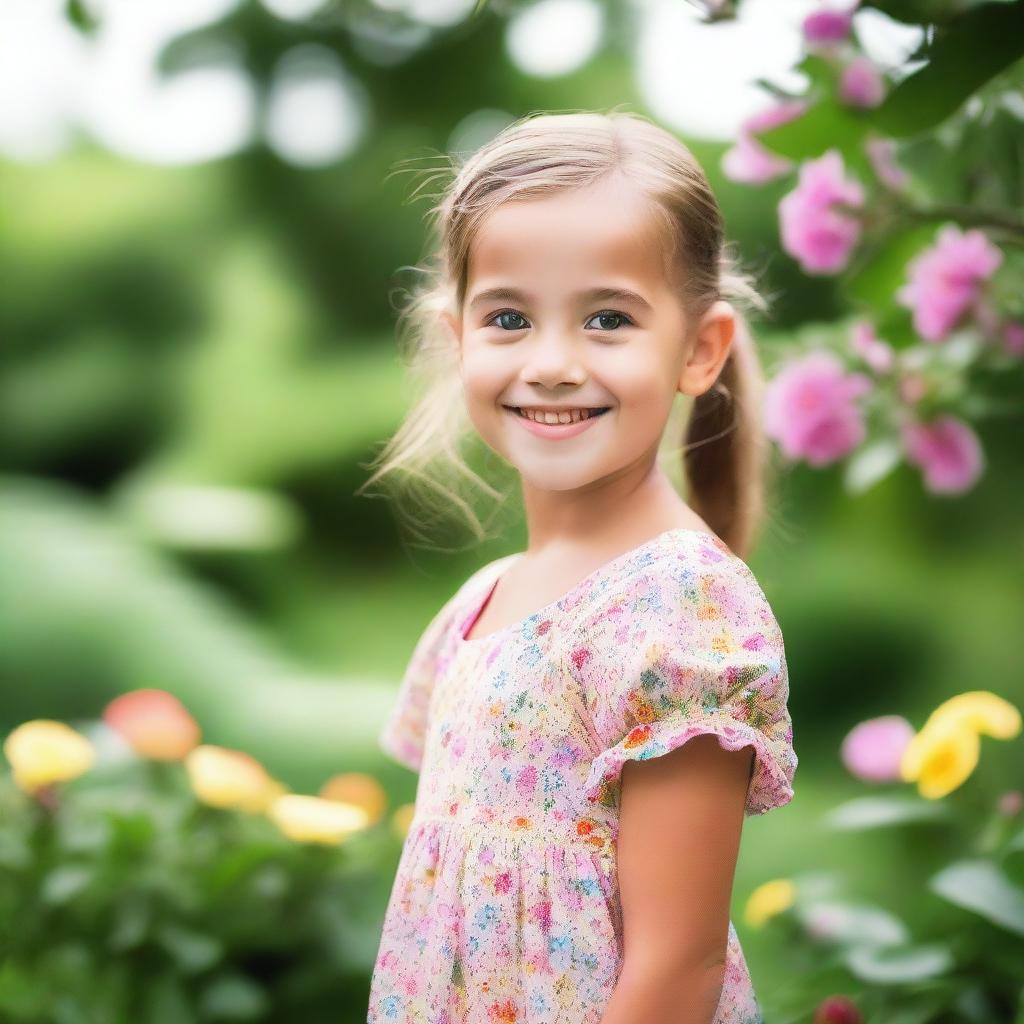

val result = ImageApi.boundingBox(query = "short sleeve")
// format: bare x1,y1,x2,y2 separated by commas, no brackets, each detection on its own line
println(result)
378,590,463,772
568,549,797,817
378,559,509,772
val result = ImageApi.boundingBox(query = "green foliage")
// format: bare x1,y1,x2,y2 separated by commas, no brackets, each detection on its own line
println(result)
0,767,395,1023
764,764,1024,1022
870,2,1024,136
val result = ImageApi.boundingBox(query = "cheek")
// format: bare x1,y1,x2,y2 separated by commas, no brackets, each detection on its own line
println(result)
462,348,516,419
601,350,676,409
461,345,510,401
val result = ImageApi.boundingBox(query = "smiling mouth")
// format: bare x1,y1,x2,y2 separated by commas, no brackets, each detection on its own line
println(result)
502,406,611,423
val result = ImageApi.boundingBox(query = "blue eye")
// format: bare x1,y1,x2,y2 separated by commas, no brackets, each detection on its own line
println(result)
488,310,528,331
484,309,634,332
585,311,633,331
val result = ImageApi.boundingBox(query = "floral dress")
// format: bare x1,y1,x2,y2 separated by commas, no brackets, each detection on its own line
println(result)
370,528,797,1024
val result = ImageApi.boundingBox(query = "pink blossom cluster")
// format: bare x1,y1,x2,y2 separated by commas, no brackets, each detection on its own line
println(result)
720,100,808,185
763,351,871,466
778,149,865,274
802,4,858,48
721,6,1020,497
896,226,1004,342
763,326,986,494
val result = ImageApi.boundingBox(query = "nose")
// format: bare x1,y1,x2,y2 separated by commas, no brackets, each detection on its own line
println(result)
520,331,587,390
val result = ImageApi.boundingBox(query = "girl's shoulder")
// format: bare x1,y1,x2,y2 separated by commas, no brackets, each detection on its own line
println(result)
567,530,782,645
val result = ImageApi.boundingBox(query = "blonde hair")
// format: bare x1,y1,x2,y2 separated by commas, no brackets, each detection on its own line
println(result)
358,108,779,560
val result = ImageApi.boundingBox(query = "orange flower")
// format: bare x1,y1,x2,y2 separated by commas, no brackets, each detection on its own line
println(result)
622,725,653,750
103,689,200,761
319,772,387,827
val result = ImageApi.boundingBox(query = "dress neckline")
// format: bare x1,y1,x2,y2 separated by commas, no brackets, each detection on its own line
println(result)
456,527,723,649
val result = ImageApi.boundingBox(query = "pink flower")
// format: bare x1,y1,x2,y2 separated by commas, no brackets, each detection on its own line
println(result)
839,56,886,108
902,415,984,494
814,995,863,1024
865,136,907,189
1003,321,1024,357
803,5,857,47
841,715,914,782
851,320,895,373
896,226,1004,342
779,149,865,274
764,351,872,465
103,689,200,761
721,100,808,185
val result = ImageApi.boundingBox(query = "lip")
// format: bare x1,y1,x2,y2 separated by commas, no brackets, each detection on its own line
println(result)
503,406,610,440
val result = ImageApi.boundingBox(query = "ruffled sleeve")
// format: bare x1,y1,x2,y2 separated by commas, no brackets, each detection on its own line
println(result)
378,587,465,772
378,559,507,771
567,546,797,817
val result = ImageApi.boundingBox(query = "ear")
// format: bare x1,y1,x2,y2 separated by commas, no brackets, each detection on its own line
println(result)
439,307,462,348
677,300,737,397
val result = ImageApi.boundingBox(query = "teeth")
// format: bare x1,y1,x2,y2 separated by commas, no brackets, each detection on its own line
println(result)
517,408,598,424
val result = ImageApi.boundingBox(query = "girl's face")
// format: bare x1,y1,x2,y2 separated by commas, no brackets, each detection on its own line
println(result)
444,176,734,495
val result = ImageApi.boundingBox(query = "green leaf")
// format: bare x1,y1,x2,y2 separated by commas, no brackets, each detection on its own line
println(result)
824,795,951,829
844,438,904,494
795,899,909,947
794,53,841,92
930,858,1024,936
156,924,223,974
198,975,268,1020
41,865,93,905
844,941,955,983
756,97,870,164
65,0,100,34
845,224,938,311
869,2,1024,136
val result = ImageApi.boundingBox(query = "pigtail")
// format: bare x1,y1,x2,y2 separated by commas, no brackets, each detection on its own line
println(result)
683,253,774,561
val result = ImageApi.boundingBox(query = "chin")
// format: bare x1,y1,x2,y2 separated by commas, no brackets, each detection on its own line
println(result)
510,464,606,493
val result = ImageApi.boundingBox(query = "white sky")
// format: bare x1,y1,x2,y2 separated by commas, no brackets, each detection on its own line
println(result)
0,0,923,165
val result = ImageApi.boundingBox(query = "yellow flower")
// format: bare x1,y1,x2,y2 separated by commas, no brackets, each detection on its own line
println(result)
267,794,369,845
900,691,1020,800
900,716,980,799
3,720,96,795
184,745,284,813
743,878,796,928
319,772,387,827
924,691,1021,741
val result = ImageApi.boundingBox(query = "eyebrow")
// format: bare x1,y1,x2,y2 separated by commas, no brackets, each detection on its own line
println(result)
467,285,654,313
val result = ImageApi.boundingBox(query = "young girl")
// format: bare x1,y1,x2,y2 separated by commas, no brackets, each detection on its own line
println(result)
366,110,798,1024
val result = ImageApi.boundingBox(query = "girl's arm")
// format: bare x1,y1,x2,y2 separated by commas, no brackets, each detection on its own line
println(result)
599,735,754,1024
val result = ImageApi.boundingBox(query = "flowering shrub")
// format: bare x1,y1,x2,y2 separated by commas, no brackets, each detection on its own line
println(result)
719,0,1024,496
0,690,412,1022
742,690,1024,1022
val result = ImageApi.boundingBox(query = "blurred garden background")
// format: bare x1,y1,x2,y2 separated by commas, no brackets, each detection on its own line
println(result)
1,0,1023,1021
